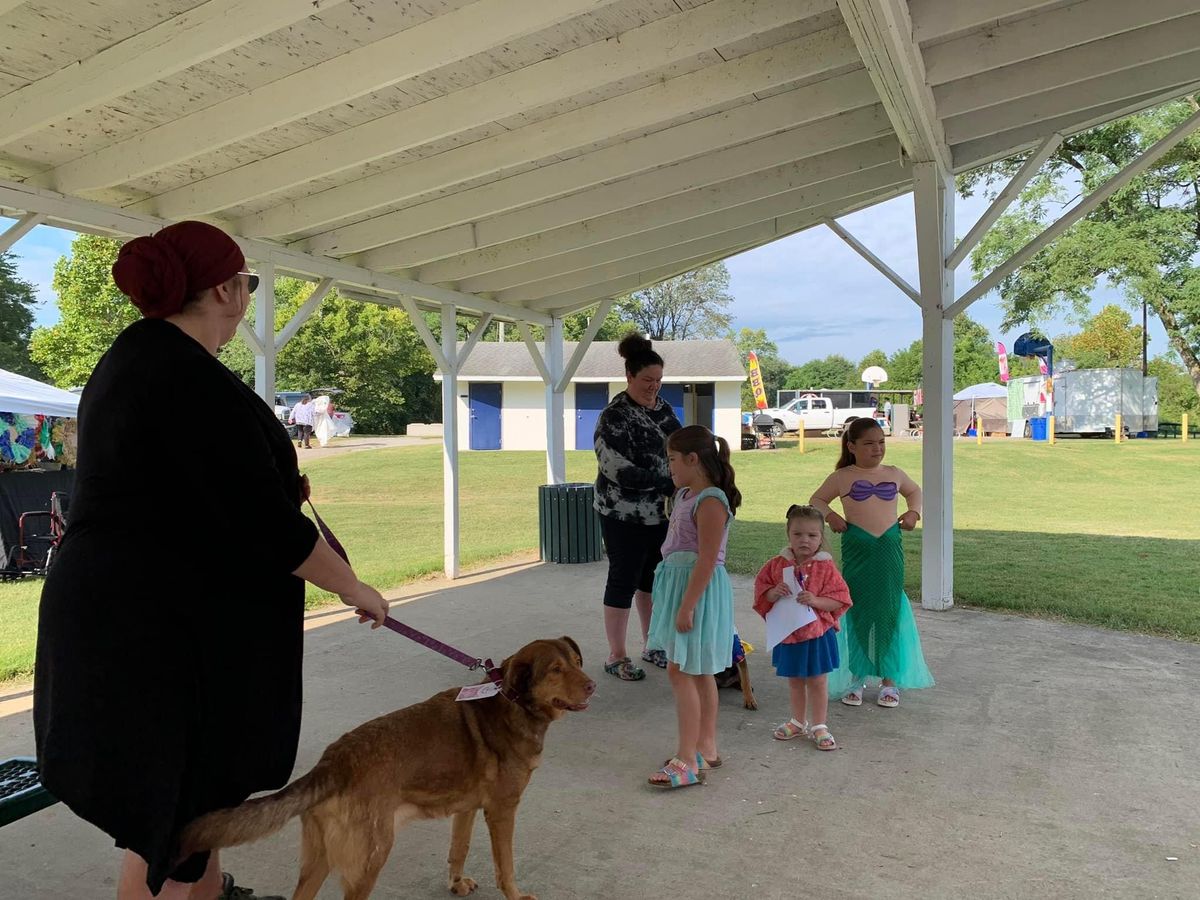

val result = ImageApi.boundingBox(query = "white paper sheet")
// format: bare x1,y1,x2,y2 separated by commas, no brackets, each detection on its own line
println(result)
765,568,817,651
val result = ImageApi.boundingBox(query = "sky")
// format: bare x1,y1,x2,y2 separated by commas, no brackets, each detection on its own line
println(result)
6,190,1171,373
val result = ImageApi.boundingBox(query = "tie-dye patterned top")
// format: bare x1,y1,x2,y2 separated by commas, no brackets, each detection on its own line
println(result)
593,390,682,525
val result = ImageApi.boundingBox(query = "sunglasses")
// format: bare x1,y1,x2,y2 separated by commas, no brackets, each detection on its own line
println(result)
238,271,260,294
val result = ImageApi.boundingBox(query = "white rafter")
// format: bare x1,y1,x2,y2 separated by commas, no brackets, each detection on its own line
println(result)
327,76,881,264
837,0,951,172
556,298,613,392
275,277,335,352
35,0,616,194
0,0,349,146
0,0,29,16
0,178,550,326
0,212,44,252
419,139,904,286
142,0,820,218
823,216,919,304
245,29,858,241
349,95,889,270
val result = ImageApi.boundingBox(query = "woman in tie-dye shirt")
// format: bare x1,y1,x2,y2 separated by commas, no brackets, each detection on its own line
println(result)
809,418,933,709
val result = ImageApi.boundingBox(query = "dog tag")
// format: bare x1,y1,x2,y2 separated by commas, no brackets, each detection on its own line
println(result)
456,682,501,702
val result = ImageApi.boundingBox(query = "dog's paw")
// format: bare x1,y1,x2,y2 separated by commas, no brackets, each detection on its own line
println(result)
449,875,478,896
744,693,758,711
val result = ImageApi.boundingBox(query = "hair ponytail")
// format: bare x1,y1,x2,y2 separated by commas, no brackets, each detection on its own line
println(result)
667,426,742,513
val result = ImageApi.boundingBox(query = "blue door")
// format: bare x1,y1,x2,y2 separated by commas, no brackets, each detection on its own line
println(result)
575,383,608,450
469,382,502,450
659,383,685,425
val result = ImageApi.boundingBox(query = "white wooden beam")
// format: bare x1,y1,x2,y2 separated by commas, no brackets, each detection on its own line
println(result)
0,178,552,325
517,323,552,385
0,212,44,252
823,216,920,304
236,322,264,356
922,0,1198,86
556,298,613,393
399,296,452,374
544,318,567,485
837,0,952,172
951,82,1200,170
143,0,821,218
457,314,494,367
947,106,1200,318
0,1,29,16
348,95,889,268
944,51,1200,146
945,132,1062,270
909,0,1063,45
253,262,277,407
912,162,955,611
0,0,348,146
440,303,460,579
933,15,1200,119
246,30,857,241
36,0,616,193
422,139,903,286
275,277,334,351
330,75,880,264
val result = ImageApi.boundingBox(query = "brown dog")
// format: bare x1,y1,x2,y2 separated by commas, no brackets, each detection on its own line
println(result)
714,653,757,710
182,637,594,900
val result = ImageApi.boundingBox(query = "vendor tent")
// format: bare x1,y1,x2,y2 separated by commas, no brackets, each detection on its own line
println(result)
0,370,79,418
953,383,1008,434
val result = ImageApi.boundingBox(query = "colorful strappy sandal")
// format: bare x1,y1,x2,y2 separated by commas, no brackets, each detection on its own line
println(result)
662,752,723,770
809,723,838,751
772,718,808,741
648,756,705,789
877,686,900,708
603,656,645,681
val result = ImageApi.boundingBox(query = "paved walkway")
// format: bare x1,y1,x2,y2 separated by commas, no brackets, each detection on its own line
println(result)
2,561,1196,899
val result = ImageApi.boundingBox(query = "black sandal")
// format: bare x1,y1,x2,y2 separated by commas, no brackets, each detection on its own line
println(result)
220,873,285,900
603,656,645,681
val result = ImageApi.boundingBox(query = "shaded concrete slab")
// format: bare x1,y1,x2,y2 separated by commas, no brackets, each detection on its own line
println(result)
2,561,1197,899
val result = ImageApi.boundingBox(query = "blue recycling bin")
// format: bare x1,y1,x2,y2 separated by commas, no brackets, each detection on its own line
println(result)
1029,417,1048,441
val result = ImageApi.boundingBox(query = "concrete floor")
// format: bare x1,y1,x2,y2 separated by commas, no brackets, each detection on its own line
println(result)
2,559,1197,899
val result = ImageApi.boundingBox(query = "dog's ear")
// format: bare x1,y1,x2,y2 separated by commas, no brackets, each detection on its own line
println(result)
501,653,532,699
560,636,581,662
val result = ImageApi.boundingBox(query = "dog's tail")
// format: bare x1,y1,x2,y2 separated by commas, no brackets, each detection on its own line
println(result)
180,758,341,855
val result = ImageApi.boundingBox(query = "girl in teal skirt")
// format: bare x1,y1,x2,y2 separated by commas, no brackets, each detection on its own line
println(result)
646,425,741,789
810,418,934,708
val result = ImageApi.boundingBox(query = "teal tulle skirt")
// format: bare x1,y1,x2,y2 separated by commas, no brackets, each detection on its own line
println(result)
647,551,735,675
827,524,934,696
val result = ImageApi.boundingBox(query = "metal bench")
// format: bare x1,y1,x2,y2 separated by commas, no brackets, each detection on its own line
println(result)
0,757,57,827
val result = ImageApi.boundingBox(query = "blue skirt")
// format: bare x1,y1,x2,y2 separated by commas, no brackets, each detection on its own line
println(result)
646,551,734,675
771,630,839,678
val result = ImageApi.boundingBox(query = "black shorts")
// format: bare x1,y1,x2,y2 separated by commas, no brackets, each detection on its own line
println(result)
600,516,669,609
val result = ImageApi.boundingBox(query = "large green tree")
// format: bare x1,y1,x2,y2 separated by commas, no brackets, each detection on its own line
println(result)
958,97,1200,405
29,235,136,387
1054,304,1143,369
0,252,44,379
619,262,733,340
783,354,859,391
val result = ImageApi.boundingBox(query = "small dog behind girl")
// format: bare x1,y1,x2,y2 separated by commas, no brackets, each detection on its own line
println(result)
753,504,852,750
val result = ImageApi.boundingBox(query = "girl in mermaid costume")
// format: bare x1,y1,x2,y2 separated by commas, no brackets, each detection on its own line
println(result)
810,418,933,708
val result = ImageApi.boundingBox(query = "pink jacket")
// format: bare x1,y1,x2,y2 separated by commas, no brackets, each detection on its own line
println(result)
753,549,852,644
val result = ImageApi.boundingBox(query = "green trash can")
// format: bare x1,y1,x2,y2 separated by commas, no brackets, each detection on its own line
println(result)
538,483,603,563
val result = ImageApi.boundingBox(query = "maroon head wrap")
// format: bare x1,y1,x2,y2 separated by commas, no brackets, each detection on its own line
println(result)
111,221,245,319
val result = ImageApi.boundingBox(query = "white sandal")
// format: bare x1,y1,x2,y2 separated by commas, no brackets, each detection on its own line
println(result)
877,686,900,708
840,686,864,706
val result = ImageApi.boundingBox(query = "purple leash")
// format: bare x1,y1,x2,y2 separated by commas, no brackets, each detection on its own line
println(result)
306,497,504,690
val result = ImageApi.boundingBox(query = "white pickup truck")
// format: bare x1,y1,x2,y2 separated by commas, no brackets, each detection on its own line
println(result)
759,395,885,436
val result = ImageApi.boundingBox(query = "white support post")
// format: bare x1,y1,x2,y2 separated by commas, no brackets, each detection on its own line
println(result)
440,304,461,579
275,276,334,351
545,318,567,485
556,298,613,392
253,261,276,407
912,163,955,611
945,132,1063,270
0,212,44,252
823,217,920,305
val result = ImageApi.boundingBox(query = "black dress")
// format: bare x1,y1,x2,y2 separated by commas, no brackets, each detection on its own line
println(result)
33,319,319,892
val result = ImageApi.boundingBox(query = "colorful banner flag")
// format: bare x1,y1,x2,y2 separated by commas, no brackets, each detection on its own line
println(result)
996,341,1010,383
1038,356,1049,375
913,387,923,406
747,352,768,409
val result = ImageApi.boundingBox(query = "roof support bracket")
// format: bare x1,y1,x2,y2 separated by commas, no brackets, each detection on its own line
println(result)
399,295,453,372
0,212,45,253
555,298,613,392
823,217,920,305
517,322,551,384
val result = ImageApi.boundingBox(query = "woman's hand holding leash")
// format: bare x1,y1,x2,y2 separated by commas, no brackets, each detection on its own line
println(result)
342,581,389,628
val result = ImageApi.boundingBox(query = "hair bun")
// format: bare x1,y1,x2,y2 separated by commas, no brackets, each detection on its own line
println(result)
112,235,188,319
617,333,653,359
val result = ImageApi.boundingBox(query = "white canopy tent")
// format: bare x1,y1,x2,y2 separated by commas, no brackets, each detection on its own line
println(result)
0,369,80,418
2,0,1198,605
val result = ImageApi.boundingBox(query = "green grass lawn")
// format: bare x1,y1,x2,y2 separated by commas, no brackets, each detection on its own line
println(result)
2,438,1197,681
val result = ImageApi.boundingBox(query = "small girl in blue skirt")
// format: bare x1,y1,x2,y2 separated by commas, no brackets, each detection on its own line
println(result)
645,425,741,789
753,504,852,751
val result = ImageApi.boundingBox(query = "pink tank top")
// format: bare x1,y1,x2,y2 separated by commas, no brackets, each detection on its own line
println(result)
660,487,731,564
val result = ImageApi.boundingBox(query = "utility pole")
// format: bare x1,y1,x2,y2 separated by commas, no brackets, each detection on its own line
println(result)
1142,299,1148,376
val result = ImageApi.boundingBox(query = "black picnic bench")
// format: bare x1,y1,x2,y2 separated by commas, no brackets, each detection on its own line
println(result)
1157,421,1199,439
0,757,57,828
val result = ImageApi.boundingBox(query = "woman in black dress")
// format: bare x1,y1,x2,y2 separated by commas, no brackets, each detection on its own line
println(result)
33,221,389,900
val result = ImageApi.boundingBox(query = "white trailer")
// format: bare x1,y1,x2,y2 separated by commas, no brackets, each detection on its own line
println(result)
1008,368,1159,437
